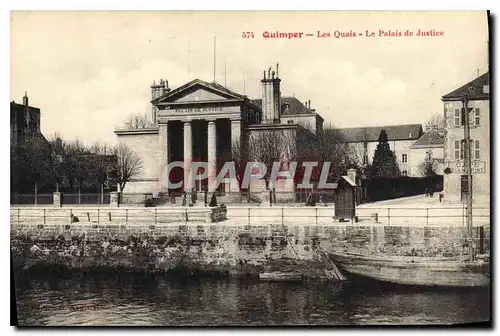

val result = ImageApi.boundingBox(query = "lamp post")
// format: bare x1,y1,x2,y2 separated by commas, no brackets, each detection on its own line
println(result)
462,95,474,262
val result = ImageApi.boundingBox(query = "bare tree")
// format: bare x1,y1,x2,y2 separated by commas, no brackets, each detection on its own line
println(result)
419,159,439,177
63,138,88,195
122,112,153,129
88,141,116,202
248,129,295,190
112,143,143,192
89,141,111,155
230,138,251,190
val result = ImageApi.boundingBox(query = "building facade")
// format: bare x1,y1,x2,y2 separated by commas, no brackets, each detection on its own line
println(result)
337,124,424,176
11,92,43,148
10,93,53,194
408,129,445,177
441,72,490,204
115,65,323,197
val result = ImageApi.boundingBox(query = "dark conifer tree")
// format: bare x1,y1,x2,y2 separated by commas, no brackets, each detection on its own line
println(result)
370,130,400,178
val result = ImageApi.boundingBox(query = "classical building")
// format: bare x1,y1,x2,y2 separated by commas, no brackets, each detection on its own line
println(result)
408,129,445,177
336,124,424,176
441,72,490,203
115,65,323,197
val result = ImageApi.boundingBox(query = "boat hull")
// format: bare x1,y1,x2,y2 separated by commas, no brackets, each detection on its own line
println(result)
329,251,490,287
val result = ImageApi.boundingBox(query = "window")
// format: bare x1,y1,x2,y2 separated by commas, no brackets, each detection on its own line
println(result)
474,140,480,160
287,120,294,124
474,108,480,126
454,109,461,127
363,154,368,165
483,85,489,94
402,170,407,176
402,154,407,163
454,140,463,160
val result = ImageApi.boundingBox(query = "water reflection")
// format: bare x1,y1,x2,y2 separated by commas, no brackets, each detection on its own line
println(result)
14,272,490,326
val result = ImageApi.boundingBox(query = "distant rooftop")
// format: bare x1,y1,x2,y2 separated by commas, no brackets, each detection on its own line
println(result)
336,124,424,142
411,129,444,148
252,97,315,116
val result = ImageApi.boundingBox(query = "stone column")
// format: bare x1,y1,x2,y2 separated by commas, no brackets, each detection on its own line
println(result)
230,119,242,193
207,119,217,192
158,122,168,194
183,121,192,192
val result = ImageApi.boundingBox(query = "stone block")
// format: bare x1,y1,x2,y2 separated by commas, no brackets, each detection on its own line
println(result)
53,192,62,207
110,192,120,207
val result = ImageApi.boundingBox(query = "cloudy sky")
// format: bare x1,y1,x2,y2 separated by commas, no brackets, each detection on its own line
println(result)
11,11,488,144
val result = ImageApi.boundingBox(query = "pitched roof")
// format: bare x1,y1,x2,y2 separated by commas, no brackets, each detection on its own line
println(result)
332,175,357,189
251,96,313,115
152,78,248,104
442,72,490,101
411,129,444,148
336,124,423,143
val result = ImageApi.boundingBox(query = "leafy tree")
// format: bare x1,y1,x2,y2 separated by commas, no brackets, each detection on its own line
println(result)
13,135,53,194
370,130,400,178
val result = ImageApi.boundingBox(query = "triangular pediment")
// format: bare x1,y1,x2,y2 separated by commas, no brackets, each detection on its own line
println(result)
174,87,230,102
153,79,245,105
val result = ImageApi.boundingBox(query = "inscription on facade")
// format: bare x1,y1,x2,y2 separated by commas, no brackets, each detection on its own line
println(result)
448,161,486,174
173,107,223,113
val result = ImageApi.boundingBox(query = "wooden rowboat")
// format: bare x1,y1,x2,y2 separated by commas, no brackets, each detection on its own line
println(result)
259,271,303,282
329,251,490,287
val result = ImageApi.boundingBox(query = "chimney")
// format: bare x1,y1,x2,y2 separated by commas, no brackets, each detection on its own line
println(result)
308,100,311,110
276,62,279,78
23,92,28,107
347,168,358,185
261,65,282,123
151,80,162,124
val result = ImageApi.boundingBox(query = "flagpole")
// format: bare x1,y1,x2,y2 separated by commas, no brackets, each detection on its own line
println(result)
213,36,216,82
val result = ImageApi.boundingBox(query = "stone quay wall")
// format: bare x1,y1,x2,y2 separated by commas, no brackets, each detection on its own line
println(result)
10,207,490,280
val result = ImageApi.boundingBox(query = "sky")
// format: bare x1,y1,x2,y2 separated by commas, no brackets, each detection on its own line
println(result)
10,11,489,145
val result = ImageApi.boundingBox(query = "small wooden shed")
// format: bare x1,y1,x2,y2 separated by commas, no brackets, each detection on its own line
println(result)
333,171,359,221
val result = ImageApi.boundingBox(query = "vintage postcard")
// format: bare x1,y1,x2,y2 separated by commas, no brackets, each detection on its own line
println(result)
10,11,490,326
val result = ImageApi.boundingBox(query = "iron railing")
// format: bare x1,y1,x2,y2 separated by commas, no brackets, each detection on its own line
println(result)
10,206,490,227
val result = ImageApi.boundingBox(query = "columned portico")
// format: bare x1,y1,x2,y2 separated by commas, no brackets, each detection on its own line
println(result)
230,119,242,193
207,119,217,192
183,121,192,191
231,119,242,146
158,122,169,193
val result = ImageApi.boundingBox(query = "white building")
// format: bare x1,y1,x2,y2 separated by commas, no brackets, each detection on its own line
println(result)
441,72,490,204
408,129,445,177
337,124,424,176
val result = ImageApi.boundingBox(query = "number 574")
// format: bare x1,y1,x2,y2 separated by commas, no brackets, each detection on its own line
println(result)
242,32,254,38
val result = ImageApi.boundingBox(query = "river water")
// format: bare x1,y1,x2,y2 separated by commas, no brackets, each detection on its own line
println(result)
13,272,490,326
